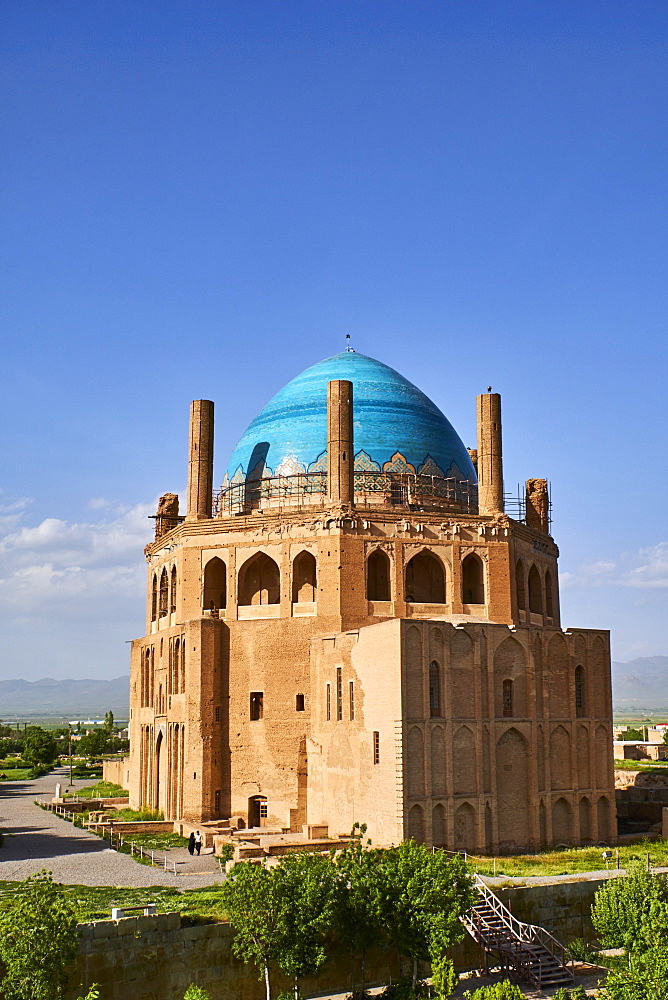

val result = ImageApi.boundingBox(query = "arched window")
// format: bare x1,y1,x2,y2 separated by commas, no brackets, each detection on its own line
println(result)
159,568,169,617
203,557,227,611
405,551,446,604
173,638,181,694
238,552,280,606
528,565,543,615
170,566,177,614
367,549,391,601
180,634,186,693
515,559,525,611
575,665,586,717
545,569,554,618
151,574,158,622
429,661,441,717
502,679,514,717
461,553,485,604
292,551,317,603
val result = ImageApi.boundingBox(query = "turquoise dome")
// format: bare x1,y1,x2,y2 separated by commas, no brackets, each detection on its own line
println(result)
223,351,476,487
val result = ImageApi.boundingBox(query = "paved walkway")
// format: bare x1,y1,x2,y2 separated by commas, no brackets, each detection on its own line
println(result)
0,768,222,889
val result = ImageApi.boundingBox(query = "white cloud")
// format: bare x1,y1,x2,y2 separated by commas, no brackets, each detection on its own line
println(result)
0,498,153,625
561,542,668,590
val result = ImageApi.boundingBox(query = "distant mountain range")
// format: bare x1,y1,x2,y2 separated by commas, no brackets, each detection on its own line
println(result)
612,656,668,710
0,676,130,718
0,657,666,717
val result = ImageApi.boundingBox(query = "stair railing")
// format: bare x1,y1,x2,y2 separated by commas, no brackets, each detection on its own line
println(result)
466,874,574,987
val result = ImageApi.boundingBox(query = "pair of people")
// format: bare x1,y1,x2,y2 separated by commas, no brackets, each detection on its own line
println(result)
187,830,203,856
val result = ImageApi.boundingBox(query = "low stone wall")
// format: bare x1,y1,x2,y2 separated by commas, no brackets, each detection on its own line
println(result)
69,913,401,1000
102,757,131,787
65,876,608,1000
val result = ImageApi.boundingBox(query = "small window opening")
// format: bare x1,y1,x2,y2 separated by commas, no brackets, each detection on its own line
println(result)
215,706,221,722
336,667,343,721
250,691,264,721
326,683,331,721
373,731,380,765
429,661,441,717
575,666,586,717
502,679,514,717
349,681,355,721
295,693,305,712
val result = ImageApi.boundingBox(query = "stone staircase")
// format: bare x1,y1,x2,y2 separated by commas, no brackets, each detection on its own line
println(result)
462,874,575,990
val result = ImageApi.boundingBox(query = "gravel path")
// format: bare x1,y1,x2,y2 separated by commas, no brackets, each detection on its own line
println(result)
0,768,222,889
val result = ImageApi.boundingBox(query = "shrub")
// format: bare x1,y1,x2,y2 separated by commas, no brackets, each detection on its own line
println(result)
591,861,668,952
183,986,211,1000
462,982,525,1000
0,870,79,1000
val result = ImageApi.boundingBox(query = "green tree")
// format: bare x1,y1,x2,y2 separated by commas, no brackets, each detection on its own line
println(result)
374,840,474,989
272,851,338,999
0,870,79,1000
597,947,668,1000
183,986,211,1000
461,982,524,999
77,729,110,758
552,989,588,1000
219,861,286,1000
104,710,114,734
591,862,668,952
333,824,383,994
619,728,644,742
23,727,58,767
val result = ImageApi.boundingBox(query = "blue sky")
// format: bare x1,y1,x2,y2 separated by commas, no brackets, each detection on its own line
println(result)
1,2,667,680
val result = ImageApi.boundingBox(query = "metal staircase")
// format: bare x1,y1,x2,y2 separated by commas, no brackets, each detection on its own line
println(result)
462,874,575,990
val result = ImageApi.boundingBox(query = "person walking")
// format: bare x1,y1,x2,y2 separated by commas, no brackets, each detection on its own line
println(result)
188,831,195,856
194,830,203,856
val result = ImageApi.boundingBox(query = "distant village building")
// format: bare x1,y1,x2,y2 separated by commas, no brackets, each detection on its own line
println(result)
127,351,615,851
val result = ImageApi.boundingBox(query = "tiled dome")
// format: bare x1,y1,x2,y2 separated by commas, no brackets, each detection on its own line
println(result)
224,351,476,487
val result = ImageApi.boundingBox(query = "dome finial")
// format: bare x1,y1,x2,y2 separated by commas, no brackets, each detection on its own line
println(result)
345,334,355,353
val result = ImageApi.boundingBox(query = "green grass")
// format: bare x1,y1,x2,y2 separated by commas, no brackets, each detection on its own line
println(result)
118,832,188,850
613,758,668,772
0,881,226,924
0,768,32,780
68,781,128,799
111,806,163,821
469,838,668,879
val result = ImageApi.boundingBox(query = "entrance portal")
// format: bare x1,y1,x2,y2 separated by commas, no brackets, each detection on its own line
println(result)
248,795,267,829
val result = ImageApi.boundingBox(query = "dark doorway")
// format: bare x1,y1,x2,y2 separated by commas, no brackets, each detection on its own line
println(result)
248,795,267,829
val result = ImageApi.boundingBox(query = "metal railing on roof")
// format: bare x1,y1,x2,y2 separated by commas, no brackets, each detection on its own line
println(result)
212,470,478,516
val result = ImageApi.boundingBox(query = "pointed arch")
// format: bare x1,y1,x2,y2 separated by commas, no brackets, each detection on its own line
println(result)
515,558,526,612
170,565,177,614
496,728,529,849
454,802,476,851
367,548,391,601
431,725,446,796
408,804,424,843
238,552,280,606
432,803,446,848
405,550,445,604
462,553,485,604
453,725,477,794
577,724,590,787
579,796,592,842
597,795,611,841
550,725,571,789
494,636,527,718
159,568,168,618
203,557,227,611
552,797,573,844
575,665,586,717
545,569,554,618
407,726,425,797
151,574,158,622
292,550,317,603
429,661,442,717
528,565,543,615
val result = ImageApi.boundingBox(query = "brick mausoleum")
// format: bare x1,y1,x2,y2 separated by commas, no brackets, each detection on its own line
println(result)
128,350,615,852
